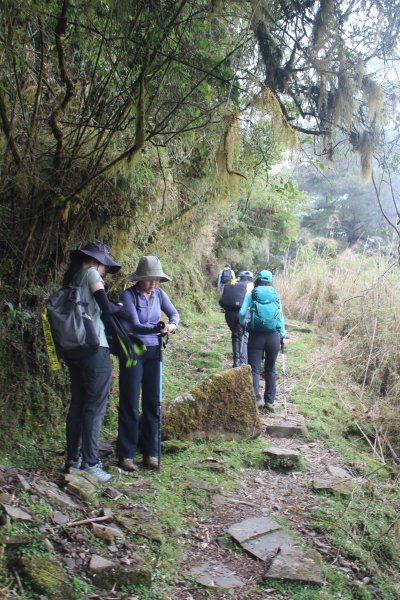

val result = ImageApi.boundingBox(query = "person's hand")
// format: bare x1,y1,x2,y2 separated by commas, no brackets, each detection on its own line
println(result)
280,337,285,351
160,323,176,334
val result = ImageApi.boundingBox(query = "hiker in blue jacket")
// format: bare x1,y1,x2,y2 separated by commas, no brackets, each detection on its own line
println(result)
63,241,124,482
239,270,285,411
117,256,180,472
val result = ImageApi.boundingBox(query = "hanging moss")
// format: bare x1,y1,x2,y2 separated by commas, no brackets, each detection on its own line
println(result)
362,76,385,125
251,86,299,154
358,131,375,183
312,0,335,51
333,71,354,133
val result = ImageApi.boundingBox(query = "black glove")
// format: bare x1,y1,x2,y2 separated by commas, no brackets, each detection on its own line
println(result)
280,337,285,351
94,289,125,317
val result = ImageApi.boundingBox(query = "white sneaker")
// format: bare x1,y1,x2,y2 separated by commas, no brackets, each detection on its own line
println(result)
265,402,276,412
81,461,112,483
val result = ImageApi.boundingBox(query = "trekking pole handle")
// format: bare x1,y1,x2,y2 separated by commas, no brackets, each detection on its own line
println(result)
157,321,166,331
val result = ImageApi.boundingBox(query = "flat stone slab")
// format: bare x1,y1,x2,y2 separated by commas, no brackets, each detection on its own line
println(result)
227,516,281,544
326,465,351,479
89,554,116,571
263,446,303,469
32,480,80,509
312,475,356,496
265,546,323,584
2,505,32,521
190,561,245,588
242,530,295,561
266,418,307,438
263,446,301,458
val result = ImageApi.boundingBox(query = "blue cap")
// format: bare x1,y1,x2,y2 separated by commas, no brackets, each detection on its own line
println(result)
256,269,273,282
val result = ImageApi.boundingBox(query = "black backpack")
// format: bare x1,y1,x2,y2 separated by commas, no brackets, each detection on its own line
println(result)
221,268,234,285
103,312,146,367
43,271,100,363
219,281,247,310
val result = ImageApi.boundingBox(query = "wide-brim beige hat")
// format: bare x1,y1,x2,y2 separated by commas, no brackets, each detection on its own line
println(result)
127,256,172,282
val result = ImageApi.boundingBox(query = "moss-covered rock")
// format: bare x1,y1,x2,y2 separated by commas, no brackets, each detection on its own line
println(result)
163,365,261,440
18,554,73,599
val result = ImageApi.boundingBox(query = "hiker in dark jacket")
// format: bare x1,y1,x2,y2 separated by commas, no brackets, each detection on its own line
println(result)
219,271,253,367
117,256,179,472
239,269,285,411
63,241,124,483
217,263,235,292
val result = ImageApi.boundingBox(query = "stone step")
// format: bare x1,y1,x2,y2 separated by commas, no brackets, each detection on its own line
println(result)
263,445,303,469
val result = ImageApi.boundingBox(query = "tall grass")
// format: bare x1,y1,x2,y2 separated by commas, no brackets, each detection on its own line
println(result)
275,243,400,461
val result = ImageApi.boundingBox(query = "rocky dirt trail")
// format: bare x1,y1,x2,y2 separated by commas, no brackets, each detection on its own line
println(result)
0,325,375,600
172,379,370,599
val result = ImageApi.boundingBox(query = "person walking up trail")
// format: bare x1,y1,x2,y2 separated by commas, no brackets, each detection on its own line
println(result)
117,256,179,472
239,269,285,411
217,263,235,293
219,271,253,367
63,241,125,483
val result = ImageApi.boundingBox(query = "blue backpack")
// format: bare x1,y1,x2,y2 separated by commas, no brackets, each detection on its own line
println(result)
248,286,282,332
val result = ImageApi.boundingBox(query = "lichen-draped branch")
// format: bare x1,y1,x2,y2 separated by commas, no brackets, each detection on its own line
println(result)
49,0,75,168
0,88,21,168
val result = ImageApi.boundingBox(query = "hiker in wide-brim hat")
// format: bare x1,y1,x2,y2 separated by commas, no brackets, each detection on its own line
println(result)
127,255,171,282
70,241,121,274
116,255,179,472
62,240,126,484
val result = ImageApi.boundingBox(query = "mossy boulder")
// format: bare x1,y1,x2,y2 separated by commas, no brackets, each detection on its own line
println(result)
163,365,261,440
18,555,73,599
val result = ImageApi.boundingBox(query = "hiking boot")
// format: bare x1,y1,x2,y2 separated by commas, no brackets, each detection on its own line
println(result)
64,456,82,473
118,458,138,472
81,461,112,483
265,402,276,412
143,456,159,470
256,398,265,408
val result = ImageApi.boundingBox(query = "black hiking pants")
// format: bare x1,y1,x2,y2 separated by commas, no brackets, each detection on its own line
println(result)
247,331,281,405
66,347,111,465
225,309,248,366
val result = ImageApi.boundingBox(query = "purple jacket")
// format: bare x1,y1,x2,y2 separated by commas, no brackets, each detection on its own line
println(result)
120,286,180,346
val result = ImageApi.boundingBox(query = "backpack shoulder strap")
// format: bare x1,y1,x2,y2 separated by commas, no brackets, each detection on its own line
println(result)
127,286,138,308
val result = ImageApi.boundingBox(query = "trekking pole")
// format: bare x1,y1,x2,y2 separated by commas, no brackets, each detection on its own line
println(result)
239,308,251,362
157,322,166,472
281,342,288,421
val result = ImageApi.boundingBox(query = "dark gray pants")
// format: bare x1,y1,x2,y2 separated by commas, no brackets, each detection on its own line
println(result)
66,347,111,465
225,310,248,366
247,331,280,404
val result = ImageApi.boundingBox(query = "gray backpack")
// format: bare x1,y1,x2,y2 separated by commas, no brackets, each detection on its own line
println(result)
45,271,100,361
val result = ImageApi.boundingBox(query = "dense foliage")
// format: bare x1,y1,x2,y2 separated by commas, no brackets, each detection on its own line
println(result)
0,0,400,448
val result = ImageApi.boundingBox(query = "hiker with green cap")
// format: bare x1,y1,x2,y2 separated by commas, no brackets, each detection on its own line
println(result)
239,269,285,411
117,256,179,471
63,241,125,483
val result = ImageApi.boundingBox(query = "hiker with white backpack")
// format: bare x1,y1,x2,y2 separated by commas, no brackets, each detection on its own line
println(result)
239,269,285,411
